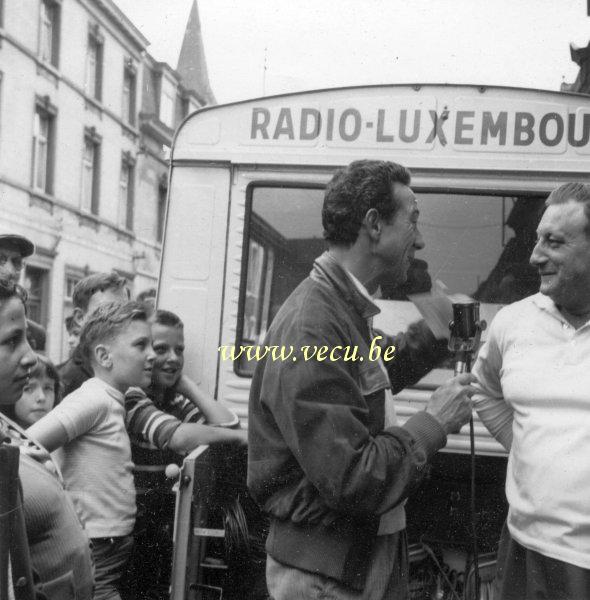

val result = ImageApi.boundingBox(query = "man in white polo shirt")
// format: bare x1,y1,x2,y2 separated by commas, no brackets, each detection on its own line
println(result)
473,181,590,599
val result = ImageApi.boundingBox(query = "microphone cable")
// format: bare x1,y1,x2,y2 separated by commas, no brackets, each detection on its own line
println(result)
469,413,481,600
450,301,485,600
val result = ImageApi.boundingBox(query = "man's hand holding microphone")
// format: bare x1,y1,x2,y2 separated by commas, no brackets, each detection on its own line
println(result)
426,373,477,435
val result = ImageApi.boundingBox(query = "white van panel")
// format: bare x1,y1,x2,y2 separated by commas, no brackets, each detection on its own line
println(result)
173,85,590,174
158,167,231,396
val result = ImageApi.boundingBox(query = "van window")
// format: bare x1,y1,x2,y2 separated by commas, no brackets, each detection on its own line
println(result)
236,185,545,376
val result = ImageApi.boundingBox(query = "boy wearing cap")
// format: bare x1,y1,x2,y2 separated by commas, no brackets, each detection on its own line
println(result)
0,233,46,350
0,233,34,283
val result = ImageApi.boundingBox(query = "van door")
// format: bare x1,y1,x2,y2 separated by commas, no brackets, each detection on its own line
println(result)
158,165,231,397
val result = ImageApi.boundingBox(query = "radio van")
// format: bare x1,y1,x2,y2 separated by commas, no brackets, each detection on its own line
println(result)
158,84,590,599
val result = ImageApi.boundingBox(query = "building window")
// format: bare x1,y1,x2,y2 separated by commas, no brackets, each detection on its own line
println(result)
85,25,103,101
156,176,167,242
81,127,101,214
159,78,176,128
33,112,49,190
65,272,81,300
39,0,60,67
23,265,49,328
122,59,136,126
32,96,57,195
118,152,135,230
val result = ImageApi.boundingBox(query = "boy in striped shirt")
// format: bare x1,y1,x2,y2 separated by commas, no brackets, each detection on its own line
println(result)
124,309,245,597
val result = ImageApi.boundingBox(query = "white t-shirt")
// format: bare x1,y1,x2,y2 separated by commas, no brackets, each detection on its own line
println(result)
30,377,136,537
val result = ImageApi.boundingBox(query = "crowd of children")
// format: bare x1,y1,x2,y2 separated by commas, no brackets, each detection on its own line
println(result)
0,233,246,600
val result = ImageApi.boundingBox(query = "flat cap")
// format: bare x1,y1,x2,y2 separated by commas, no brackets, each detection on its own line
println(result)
0,234,35,257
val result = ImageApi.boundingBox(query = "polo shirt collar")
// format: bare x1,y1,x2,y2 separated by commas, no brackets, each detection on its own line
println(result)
531,292,590,330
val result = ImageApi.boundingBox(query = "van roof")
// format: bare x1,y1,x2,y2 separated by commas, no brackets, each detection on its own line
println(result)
172,83,590,174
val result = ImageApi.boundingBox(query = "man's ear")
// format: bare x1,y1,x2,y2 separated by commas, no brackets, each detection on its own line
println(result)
94,344,112,370
72,307,86,329
363,208,382,241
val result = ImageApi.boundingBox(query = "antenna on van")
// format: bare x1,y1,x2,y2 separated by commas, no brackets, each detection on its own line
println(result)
262,46,268,96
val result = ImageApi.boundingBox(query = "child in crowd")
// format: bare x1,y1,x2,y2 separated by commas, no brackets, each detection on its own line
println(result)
151,308,240,428
14,353,61,429
64,314,81,357
124,308,245,598
59,271,130,397
28,301,155,600
0,280,93,600
126,308,246,455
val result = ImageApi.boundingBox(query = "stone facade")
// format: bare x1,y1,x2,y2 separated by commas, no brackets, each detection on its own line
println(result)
0,0,212,360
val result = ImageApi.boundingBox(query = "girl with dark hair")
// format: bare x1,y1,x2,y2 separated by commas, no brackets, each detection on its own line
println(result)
14,353,61,429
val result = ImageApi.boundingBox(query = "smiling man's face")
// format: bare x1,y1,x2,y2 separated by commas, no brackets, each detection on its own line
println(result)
530,199,590,313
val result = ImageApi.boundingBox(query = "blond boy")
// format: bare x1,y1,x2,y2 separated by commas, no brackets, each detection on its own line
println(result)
29,301,154,600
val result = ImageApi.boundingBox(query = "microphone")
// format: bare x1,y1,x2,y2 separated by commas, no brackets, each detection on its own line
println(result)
448,300,486,600
448,301,486,376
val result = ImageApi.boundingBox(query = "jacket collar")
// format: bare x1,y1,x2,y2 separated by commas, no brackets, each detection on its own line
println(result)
311,251,380,321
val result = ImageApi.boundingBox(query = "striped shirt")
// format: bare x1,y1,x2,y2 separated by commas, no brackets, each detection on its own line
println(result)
125,386,205,450
124,387,239,492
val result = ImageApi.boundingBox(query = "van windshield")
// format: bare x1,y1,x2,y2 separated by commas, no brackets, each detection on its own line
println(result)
237,184,545,376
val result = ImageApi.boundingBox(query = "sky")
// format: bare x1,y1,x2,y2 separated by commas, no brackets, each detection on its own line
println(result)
113,0,590,105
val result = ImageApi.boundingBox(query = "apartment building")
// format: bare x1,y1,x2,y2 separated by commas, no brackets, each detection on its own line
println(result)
0,0,213,360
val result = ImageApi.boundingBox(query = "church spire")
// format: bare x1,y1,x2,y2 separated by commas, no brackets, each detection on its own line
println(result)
177,0,216,105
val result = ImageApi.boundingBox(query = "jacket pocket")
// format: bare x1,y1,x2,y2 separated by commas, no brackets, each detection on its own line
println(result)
357,360,389,397
357,361,391,434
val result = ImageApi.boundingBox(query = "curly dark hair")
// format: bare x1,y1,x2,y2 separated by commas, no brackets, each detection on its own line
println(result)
322,160,411,245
